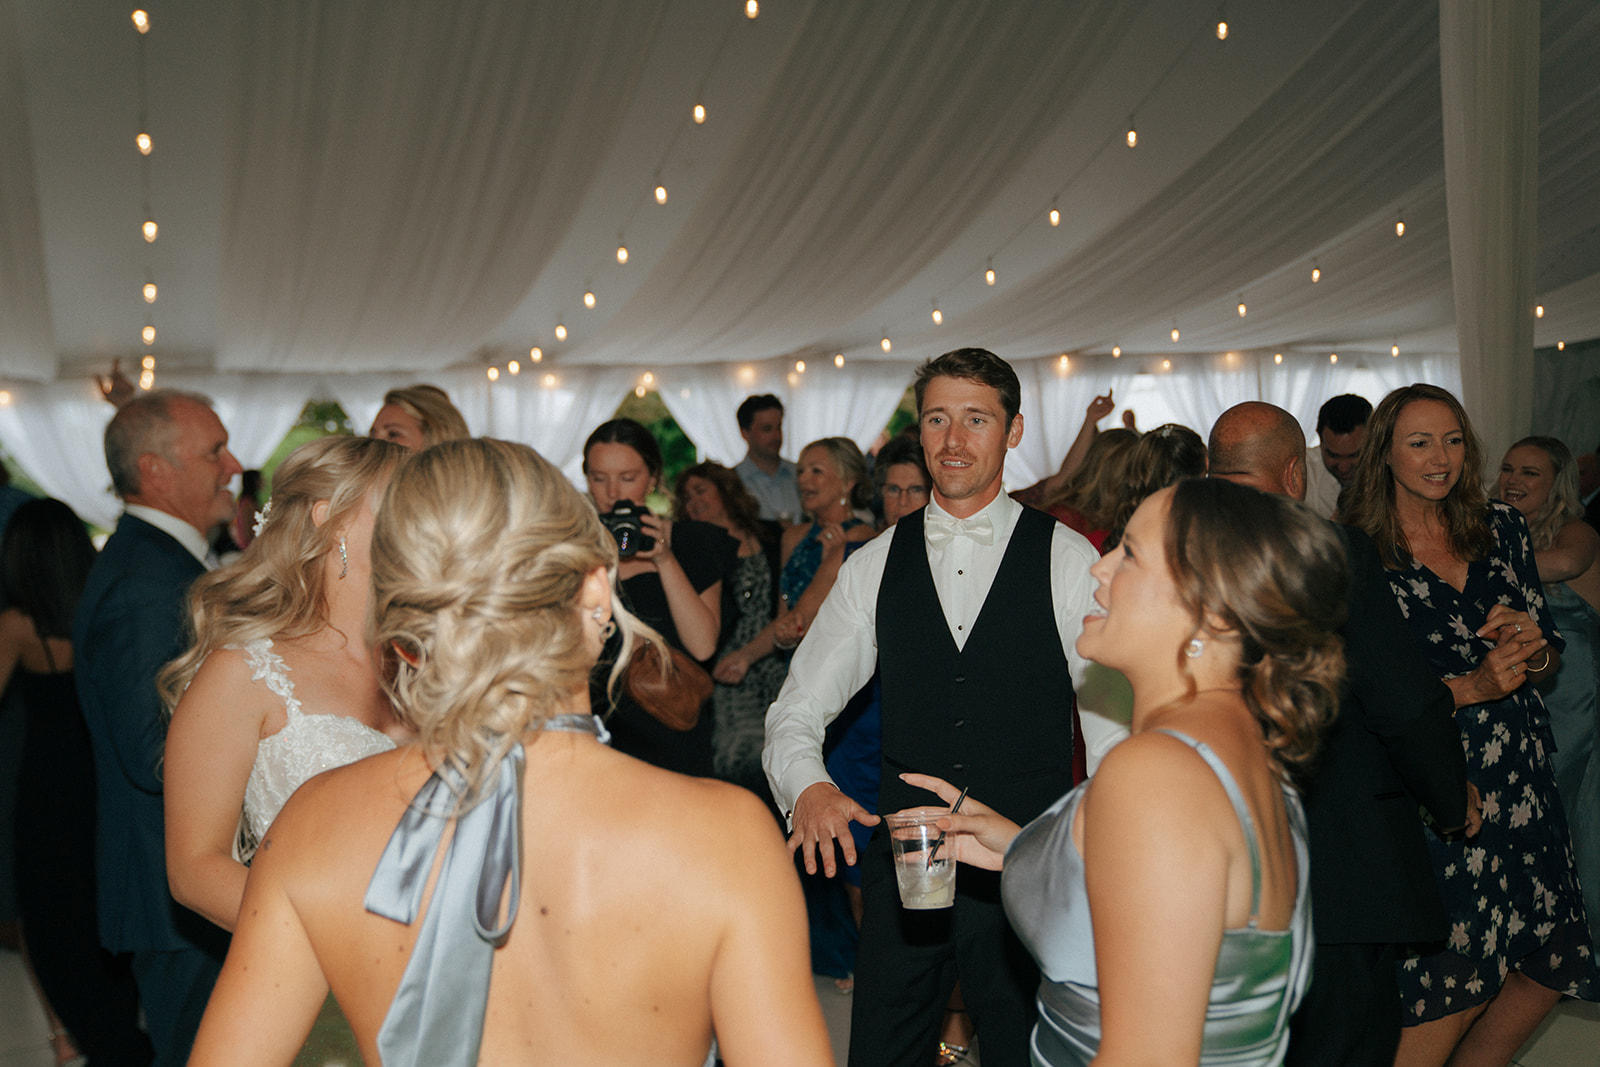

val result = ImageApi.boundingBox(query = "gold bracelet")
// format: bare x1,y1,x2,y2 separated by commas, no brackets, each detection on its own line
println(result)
1527,649,1552,673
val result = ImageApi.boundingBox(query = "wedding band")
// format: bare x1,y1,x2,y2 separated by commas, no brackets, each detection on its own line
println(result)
1515,623,1523,634
1513,664,1521,674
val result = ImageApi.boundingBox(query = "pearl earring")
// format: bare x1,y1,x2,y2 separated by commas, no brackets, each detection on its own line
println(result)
337,534,348,580
1185,638,1204,659
592,606,616,639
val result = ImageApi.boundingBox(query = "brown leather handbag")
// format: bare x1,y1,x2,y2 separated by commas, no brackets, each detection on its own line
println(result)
623,641,713,731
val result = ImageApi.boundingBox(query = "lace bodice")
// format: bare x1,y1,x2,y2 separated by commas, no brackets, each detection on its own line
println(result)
232,638,396,861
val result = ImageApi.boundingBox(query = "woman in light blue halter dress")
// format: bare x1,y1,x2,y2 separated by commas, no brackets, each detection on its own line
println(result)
901,479,1346,1066
186,440,833,1067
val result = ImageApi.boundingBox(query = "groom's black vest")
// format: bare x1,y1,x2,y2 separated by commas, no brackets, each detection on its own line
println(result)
874,506,1075,824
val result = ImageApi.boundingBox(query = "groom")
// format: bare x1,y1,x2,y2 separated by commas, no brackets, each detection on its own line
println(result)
765,348,1101,1066
75,390,241,1066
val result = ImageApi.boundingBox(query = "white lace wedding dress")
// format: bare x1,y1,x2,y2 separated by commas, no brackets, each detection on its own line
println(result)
231,638,397,862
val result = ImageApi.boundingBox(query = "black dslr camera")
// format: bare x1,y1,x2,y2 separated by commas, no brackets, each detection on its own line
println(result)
600,501,655,559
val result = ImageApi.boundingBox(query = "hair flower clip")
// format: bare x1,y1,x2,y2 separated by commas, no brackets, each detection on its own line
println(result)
252,499,273,537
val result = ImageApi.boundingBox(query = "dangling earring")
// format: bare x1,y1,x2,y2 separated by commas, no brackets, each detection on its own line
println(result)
337,534,348,580
1185,638,1204,659
839,495,849,508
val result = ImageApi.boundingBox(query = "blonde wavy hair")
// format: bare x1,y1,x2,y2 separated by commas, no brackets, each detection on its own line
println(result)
1505,436,1584,552
1164,478,1347,780
159,436,408,713
382,384,470,448
371,439,657,803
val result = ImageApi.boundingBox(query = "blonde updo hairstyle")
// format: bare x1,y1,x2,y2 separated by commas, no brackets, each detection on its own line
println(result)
371,439,657,803
159,435,408,713
382,384,470,448
802,436,873,512
1164,478,1347,779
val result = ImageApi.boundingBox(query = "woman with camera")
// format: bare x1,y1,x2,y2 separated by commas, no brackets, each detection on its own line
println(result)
582,419,735,776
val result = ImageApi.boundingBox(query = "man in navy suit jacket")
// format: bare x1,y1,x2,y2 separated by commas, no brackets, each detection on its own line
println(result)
75,390,242,1067
1209,402,1477,1066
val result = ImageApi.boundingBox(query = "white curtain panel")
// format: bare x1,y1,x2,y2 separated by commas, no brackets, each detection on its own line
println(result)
1440,0,1541,466
1535,345,1600,456
0,380,119,527
462,365,639,483
1012,357,1131,487
0,6,53,382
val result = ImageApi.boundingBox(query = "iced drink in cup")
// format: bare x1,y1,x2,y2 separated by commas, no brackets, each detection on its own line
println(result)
885,810,956,909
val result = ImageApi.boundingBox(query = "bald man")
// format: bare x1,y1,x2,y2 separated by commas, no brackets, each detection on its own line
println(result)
1209,402,1474,1067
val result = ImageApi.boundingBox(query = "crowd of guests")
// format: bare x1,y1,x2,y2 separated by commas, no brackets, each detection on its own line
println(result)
0,354,1596,1067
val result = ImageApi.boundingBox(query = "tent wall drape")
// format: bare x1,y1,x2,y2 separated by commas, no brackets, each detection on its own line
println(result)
1440,0,1541,465
0,3,54,383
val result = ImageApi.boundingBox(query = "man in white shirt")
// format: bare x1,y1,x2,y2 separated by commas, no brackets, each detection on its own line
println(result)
1303,393,1371,520
732,394,801,522
74,391,242,1066
764,349,1099,1067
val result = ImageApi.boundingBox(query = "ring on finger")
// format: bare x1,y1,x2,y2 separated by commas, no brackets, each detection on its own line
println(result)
1515,623,1524,634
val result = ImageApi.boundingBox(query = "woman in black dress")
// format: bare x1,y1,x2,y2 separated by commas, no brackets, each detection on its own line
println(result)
1,498,152,1065
583,419,735,776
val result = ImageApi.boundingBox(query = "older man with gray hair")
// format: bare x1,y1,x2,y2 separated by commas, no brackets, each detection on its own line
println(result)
75,389,242,1066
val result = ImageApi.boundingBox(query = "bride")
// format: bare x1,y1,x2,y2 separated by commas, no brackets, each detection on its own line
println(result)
186,438,830,1066
162,435,411,930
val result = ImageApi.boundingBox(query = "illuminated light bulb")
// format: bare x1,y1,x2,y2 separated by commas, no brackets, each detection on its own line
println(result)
132,9,149,33
881,336,892,353
1058,355,1070,371
554,324,567,341
1170,327,1180,342
1049,207,1060,227
1126,126,1137,148
787,372,798,386
1237,300,1247,318
584,290,596,309
738,365,756,385
616,244,629,263
746,0,758,17
693,103,706,124
834,353,844,368
1161,359,1172,370
142,219,158,242
1274,352,1283,364
139,370,154,390
1311,264,1321,283
1557,341,1566,351
1391,344,1400,357
1112,346,1121,358
529,346,543,362
141,354,155,370
508,360,520,375
985,267,996,286
1216,20,1228,40
137,132,152,155
0,391,10,406
543,373,557,388
931,307,942,325
1329,353,1338,364
654,184,667,204
143,282,157,303
1535,304,1545,318
141,325,156,345
487,366,500,382
634,385,646,397
794,361,805,374
641,372,655,386
1395,218,1405,237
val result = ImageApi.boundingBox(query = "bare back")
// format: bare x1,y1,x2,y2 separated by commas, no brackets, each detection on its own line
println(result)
194,733,831,1067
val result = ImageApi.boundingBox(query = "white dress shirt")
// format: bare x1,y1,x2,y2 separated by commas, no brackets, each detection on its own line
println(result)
125,504,213,567
1304,446,1341,520
762,491,1101,814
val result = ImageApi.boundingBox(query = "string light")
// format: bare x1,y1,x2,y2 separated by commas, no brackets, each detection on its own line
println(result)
834,353,845,367
1170,326,1180,342
141,325,155,345
554,323,567,341
1329,352,1338,364
794,361,805,374
139,369,154,390
1274,352,1283,364
1395,215,1405,237
1391,343,1400,357
487,366,500,382
1048,206,1060,227
142,219,158,242
1111,346,1121,358
136,132,151,155
931,302,943,325
584,289,596,309
0,391,10,406
141,355,155,370
1535,304,1545,318
693,103,706,124
131,9,149,33
1557,341,1566,351
985,259,996,286
1126,121,1138,148
745,0,758,17
543,373,558,388
1237,297,1247,317
143,282,157,303
654,184,668,205
1216,20,1228,40
529,346,543,362
787,372,798,386
641,372,654,386
1310,262,1321,283
1058,355,1070,372
508,360,520,375
634,384,646,397
616,244,629,264
881,333,892,353
1161,359,1172,370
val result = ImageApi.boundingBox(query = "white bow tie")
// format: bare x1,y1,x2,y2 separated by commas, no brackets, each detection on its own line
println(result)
924,512,995,548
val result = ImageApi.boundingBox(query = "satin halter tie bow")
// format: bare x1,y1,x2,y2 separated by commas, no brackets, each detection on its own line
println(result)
924,511,996,548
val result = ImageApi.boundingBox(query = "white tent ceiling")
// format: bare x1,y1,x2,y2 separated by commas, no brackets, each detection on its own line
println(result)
1,0,1598,388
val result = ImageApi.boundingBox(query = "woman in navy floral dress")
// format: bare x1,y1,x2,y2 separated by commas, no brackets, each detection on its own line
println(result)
1343,384,1596,1066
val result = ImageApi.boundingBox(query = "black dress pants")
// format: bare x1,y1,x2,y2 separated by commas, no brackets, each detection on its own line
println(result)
847,833,1038,1067
1286,942,1402,1067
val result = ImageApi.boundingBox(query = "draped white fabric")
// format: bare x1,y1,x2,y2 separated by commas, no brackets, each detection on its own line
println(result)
0,380,118,527
0,5,53,382
1439,0,1541,465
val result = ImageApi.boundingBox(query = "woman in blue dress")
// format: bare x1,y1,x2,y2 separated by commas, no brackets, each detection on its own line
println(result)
1343,385,1597,1066
903,478,1341,1065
